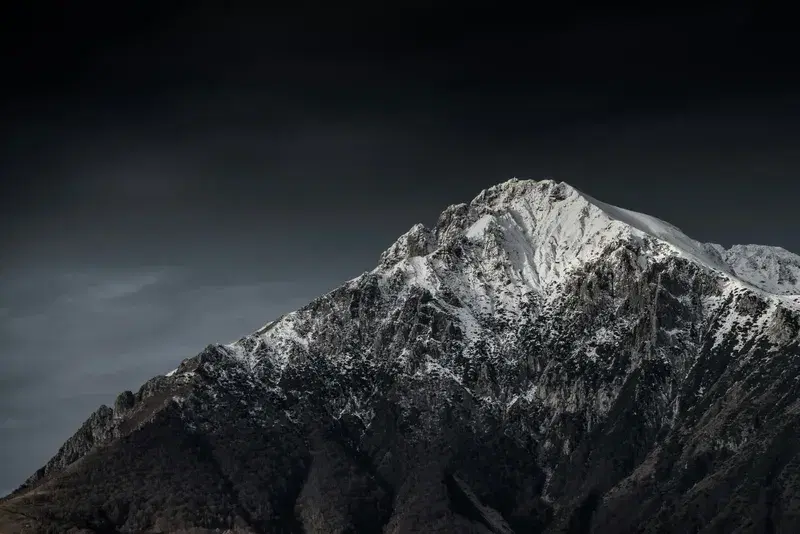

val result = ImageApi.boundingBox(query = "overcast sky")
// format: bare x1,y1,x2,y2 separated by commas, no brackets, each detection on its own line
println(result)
1,3,799,495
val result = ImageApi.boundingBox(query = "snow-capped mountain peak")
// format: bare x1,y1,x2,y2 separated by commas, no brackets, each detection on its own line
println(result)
8,177,800,534
375,179,714,292
226,178,799,377
376,178,797,300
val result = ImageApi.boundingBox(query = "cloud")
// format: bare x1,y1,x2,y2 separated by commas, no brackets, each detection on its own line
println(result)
85,272,163,300
0,418,33,430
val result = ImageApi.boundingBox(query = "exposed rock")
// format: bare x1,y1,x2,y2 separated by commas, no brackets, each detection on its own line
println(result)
114,390,136,415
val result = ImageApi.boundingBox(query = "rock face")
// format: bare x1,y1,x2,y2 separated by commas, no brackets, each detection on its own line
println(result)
2,178,800,533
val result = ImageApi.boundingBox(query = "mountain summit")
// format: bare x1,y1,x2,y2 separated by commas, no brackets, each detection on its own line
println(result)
3,178,800,534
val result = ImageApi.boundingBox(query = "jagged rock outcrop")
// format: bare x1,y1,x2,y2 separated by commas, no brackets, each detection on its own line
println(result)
2,178,800,533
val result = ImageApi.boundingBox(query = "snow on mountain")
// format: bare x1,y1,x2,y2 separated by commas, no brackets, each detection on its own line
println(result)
227,177,800,378
709,243,800,295
376,178,791,301
580,191,733,274
372,179,665,318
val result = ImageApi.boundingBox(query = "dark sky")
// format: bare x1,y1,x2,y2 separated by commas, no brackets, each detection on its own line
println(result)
1,2,798,494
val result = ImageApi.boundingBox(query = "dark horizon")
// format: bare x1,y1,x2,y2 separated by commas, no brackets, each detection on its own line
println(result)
1,2,799,495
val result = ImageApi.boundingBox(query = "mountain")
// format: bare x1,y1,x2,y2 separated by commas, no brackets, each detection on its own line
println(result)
2,178,799,534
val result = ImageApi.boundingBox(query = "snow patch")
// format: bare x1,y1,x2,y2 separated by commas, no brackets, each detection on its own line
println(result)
466,214,497,240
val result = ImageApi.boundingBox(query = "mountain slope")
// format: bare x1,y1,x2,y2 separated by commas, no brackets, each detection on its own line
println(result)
2,178,800,534
712,243,800,295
